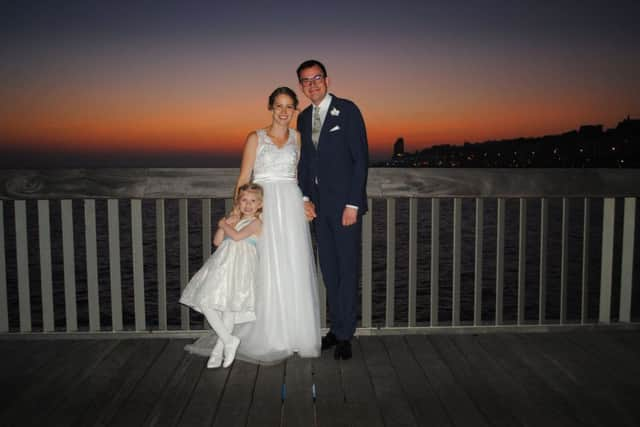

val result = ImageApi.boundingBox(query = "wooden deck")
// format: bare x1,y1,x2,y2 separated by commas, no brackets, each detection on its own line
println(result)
1,329,639,427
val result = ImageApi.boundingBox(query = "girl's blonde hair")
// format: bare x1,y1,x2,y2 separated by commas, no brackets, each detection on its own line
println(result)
234,183,264,216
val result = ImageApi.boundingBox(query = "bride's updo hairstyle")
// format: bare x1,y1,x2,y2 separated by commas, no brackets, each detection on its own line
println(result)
268,87,298,110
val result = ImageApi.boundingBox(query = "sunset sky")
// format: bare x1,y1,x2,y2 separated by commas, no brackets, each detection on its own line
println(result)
1,0,639,167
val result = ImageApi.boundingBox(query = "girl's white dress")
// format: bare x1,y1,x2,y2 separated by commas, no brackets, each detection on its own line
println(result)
179,217,258,324
184,128,321,364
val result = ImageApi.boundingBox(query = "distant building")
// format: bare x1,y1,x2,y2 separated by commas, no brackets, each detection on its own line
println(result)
393,138,405,158
578,124,603,138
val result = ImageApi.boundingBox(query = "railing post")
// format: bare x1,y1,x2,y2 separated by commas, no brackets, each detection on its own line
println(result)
131,199,146,331
38,200,54,332
15,201,31,333
408,198,417,327
517,198,527,324
619,197,636,322
430,199,440,326
0,201,8,332
179,199,189,329
496,198,505,325
156,199,167,330
61,200,77,332
474,198,484,326
599,198,615,323
581,198,590,323
539,198,548,324
361,198,372,328
386,198,396,327
452,198,462,326
107,199,123,331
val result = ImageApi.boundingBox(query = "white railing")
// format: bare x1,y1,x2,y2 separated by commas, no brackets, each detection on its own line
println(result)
0,168,638,336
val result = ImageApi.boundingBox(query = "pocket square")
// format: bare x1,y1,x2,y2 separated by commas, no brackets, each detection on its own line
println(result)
329,125,340,132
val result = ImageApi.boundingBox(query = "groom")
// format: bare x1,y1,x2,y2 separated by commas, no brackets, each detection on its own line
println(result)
296,60,369,360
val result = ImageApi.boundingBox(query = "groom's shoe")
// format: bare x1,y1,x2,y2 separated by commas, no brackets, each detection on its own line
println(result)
334,340,352,360
321,332,338,351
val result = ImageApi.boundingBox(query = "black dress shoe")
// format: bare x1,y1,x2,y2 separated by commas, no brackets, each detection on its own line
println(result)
321,332,338,351
334,340,352,360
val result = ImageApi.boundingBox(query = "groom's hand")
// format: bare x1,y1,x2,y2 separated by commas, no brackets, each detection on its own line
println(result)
304,201,317,221
342,206,358,226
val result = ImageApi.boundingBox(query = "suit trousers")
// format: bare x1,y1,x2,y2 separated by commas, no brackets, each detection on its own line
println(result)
315,209,361,341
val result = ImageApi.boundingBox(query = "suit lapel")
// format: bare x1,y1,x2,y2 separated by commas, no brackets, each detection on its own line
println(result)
318,94,339,149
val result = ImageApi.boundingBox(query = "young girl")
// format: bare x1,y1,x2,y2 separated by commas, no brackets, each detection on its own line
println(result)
180,183,263,368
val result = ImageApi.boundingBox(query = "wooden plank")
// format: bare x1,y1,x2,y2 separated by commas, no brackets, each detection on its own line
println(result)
360,336,419,426
581,198,590,323
108,339,189,427
44,340,142,426
74,340,169,427
525,332,639,426
156,199,167,330
143,353,205,427
382,335,452,427
131,199,146,331
310,350,348,427
0,340,65,412
517,198,526,324
15,200,31,332
246,363,285,427
539,198,548,324
338,338,385,427
560,197,569,323
452,198,461,326
38,200,54,331
474,198,483,326
0,201,7,332
619,197,636,322
476,334,585,426
177,359,231,427
496,198,505,325
599,197,615,323
283,356,315,427
361,197,372,328
84,199,100,331
408,198,417,327
452,334,560,427
61,199,78,331
430,199,440,326
429,334,520,426
405,335,490,427
179,198,189,329
386,198,396,327
211,361,259,427
108,199,123,331
0,340,118,426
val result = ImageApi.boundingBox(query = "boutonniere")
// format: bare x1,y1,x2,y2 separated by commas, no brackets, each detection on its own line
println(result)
330,107,340,116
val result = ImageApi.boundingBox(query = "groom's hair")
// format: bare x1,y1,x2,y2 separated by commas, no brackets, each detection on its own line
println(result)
297,59,327,80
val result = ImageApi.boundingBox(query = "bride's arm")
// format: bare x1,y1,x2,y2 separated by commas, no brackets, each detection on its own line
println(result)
235,132,259,197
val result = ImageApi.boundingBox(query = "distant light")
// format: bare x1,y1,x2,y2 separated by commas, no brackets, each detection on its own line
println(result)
611,146,616,151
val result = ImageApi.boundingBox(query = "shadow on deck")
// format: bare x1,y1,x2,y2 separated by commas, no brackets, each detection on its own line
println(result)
1,329,640,427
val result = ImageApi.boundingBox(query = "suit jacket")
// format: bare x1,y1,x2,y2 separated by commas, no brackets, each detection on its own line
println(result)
297,94,369,215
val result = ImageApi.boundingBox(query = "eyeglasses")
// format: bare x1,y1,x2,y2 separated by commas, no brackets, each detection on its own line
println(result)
299,74,325,87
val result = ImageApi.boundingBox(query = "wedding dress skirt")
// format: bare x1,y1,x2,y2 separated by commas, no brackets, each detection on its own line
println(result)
185,129,321,363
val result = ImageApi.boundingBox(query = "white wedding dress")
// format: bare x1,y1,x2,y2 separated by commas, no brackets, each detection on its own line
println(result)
185,128,321,364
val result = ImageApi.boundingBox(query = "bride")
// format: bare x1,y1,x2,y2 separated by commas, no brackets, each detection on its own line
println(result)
187,87,321,364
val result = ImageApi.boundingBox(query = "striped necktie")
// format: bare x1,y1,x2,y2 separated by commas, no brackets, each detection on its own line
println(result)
312,106,321,148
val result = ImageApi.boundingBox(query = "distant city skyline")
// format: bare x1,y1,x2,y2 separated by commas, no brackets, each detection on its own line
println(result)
2,0,639,167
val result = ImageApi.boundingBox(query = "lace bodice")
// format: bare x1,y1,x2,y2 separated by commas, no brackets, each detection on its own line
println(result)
253,129,298,183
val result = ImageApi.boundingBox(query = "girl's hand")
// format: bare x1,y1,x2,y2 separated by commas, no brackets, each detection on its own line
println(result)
226,214,239,226
218,218,227,228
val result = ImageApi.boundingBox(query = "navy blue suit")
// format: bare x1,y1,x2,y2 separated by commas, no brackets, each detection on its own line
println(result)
297,94,368,341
